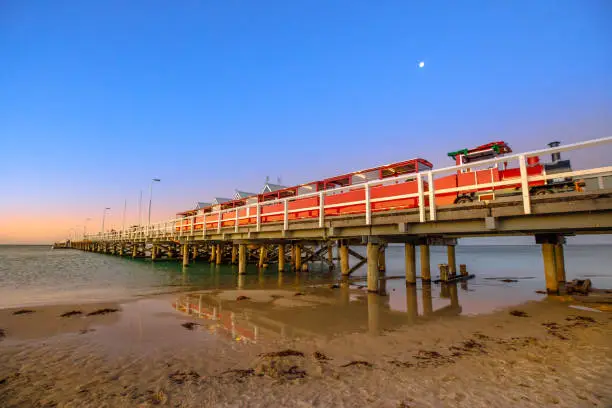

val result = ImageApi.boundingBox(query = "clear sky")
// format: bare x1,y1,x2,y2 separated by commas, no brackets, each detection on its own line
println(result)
1,1,611,244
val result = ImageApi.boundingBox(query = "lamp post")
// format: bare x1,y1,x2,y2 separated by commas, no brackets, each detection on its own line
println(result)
84,217,91,239
101,207,111,233
148,178,161,227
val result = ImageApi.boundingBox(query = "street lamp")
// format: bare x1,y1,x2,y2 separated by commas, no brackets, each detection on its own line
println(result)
148,178,161,227
84,217,91,238
101,207,111,233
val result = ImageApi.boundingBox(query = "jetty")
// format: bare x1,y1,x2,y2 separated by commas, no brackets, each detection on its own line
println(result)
69,137,612,295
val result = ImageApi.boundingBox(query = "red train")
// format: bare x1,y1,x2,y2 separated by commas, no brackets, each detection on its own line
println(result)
174,141,583,232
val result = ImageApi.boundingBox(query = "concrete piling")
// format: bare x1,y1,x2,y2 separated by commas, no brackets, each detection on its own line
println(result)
405,243,416,284
132,243,138,258
192,245,198,261
151,244,157,261
420,244,431,281
295,244,302,271
327,242,334,264
258,245,267,268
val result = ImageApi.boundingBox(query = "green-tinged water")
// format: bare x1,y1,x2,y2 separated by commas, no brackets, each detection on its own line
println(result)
0,244,611,313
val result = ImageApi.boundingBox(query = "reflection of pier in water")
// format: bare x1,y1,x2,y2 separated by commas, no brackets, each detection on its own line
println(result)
172,279,465,341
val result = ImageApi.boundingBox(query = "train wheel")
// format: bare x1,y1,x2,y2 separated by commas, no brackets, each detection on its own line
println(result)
455,195,473,204
533,188,553,196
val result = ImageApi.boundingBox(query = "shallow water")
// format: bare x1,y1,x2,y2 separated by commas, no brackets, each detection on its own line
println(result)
0,244,611,313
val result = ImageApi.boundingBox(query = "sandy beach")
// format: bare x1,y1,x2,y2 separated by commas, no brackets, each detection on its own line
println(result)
1,286,611,408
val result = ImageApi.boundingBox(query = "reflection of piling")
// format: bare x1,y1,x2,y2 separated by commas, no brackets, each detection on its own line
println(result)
406,283,418,322
340,277,350,306
238,274,245,289
422,283,433,316
449,282,459,308
367,292,380,335
420,244,431,281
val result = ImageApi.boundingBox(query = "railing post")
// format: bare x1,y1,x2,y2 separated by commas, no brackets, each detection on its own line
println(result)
519,154,532,215
319,191,325,228
217,211,222,233
256,203,261,232
283,200,289,230
365,183,371,225
417,173,425,222
428,171,436,221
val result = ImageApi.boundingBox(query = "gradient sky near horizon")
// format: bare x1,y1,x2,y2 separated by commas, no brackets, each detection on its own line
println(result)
1,1,611,244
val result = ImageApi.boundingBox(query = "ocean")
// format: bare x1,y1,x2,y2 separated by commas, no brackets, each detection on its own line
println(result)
1,244,611,313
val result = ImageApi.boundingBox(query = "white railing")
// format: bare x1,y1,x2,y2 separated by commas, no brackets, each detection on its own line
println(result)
86,136,612,242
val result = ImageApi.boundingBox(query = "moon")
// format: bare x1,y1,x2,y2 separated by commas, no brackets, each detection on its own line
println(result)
418,61,425,68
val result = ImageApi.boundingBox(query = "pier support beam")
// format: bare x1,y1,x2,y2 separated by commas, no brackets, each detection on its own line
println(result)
258,245,267,268
132,243,138,258
554,243,566,284
295,244,302,271
327,242,334,264
542,243,558,294
216,244,222,265
182,243,189,267
278,244,285,272
378,245,386,271
192,246,198,261
420,244,431,282
447,245,456,276
238,244,247,274
367,242,380,293
151,244,158,261
231,245,237,264
340,242,350,275
209,245,215,263
405,243,417,284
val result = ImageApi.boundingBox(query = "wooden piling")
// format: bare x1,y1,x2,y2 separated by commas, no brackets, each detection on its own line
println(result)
182,243,189,267
447,245,456,275
367,242,380,293
542,243,558,294
420,244,431,281
278,244,285,272
215,243,222,265
554,243,566,283
192,245,198,261
231,245,237,264
327,242,333,264
258,245,267,268
340,243,350,275
378,245,386,271
151,244,157,261
209,245,215,263
238,244,247,274
295,244,302,271
405,243,416,284
132,243,137,258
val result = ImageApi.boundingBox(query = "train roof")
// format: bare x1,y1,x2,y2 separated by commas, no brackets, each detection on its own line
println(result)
447,141,512,159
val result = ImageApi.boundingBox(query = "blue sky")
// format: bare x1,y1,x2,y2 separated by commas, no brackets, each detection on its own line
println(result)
0,0,611,243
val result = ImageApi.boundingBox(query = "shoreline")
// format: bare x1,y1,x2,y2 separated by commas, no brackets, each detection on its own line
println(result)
1,287,611,407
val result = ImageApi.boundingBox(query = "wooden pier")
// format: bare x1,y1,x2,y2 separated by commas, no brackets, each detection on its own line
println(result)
70,137,612,295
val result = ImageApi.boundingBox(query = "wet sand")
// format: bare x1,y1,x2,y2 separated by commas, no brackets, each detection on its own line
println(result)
1,287,611,407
